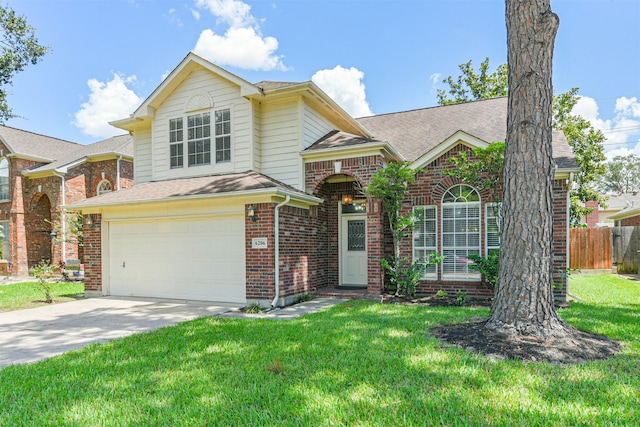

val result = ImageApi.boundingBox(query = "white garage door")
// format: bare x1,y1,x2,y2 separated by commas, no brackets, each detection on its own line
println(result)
108,216,246,303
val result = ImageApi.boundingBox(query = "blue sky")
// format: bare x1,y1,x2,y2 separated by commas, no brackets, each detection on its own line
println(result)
5,0,640,159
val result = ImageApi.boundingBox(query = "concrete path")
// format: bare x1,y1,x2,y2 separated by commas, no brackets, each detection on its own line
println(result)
0,296,347,368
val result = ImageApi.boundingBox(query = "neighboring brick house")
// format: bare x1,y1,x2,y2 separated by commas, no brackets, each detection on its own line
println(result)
584,193,640,227
71,52,578,305
0,126,133,275
609,204,640,226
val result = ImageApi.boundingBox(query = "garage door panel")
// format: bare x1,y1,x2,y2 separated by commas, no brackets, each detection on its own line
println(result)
109,216,245,303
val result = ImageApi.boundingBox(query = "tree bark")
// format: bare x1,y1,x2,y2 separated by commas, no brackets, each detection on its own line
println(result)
486,0,565,338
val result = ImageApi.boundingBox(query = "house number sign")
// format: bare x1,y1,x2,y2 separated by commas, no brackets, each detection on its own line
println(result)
252,238,268,249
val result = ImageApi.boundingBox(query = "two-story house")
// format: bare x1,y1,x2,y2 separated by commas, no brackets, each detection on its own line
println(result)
72,52,578,306
0,127,133,276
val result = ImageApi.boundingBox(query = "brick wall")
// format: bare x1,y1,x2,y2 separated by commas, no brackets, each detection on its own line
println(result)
0,155,134,275
245,203,275,301
305,155,385,295
620,215,640,226
83,214,102,293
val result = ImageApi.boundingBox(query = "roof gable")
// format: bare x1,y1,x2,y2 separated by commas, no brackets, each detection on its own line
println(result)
111,52,262,131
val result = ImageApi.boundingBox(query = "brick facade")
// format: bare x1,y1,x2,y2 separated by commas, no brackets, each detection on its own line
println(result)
620,215,640,226
0,136,133,276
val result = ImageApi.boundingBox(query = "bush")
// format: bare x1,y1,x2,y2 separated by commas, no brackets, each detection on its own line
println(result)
29,260,57,303
468,251,499,289
381,253,442,298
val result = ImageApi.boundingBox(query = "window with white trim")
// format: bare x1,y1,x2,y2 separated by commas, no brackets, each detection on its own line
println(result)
413,206,437,279
486,202,502,255
0,158,8,201
441,184,481,281
97,179,113,196
214,108,231,163
169,108,231,168
169,118,183,169
187,112,211,166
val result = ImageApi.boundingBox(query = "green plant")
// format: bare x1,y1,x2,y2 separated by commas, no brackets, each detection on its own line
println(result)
381,253,442,298
28,260,57,303
244,302,262,314
456,289,468,306
295,293,314,303
468,251,500,288
435,289,448,298
553,267,580,290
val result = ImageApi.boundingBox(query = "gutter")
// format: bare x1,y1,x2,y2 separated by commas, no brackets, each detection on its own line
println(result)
271,195,291,307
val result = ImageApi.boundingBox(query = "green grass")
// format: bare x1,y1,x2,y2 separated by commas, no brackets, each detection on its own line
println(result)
0,281,85,312
0,275,638,426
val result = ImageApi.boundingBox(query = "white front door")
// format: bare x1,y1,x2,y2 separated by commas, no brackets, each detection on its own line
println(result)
340,214,367,286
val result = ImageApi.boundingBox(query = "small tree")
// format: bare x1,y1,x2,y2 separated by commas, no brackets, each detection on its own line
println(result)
30,260,57,303
599,155,640,194
366,162,441,297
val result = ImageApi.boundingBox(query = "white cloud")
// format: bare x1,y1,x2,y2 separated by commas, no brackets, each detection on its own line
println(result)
429,73,440,86
194,27,285,71
312,66,373,118
191,9,201,21
167,8,183,28
572,95,640,160
73,73,142,139
193,0,286,71
195,0,254,28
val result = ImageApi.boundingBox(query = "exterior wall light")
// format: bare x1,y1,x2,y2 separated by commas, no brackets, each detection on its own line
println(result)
247,205,257,222
85,214,94,228
341,194,353,204
50,230,58,239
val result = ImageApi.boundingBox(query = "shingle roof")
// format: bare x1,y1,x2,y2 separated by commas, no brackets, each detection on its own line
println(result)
69,171,313,208
254,81,301,91
28,134,133,173
0,125,79,160
306,130,377,151
354,97,578,169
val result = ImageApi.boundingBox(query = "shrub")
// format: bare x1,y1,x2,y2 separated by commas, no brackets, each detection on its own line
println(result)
468,251,500,288
29,260,57,303
381,253,442,298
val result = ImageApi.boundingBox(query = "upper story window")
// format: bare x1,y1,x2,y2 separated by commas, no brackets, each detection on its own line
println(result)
169,108,231,169
0,158,8,201
97,179,113,196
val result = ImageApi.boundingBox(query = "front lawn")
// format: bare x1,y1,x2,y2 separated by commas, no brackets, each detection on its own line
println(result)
0,281,85,312
0,275,638,426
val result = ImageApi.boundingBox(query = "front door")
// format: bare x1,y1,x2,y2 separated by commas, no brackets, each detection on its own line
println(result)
340,213,367,286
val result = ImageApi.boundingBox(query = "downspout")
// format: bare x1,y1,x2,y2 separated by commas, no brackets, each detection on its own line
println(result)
271,195,291,308
566,171,582,301
116,155,123,191
53,172,67,263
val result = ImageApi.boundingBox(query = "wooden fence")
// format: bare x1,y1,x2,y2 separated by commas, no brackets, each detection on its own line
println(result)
569,227,612,270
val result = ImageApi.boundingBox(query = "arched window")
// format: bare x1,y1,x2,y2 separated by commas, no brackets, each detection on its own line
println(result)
97,179,113,196
0,158,8,201
441,184,481,281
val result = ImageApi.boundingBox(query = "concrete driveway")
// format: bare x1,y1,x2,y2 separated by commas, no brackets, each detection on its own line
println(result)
0,296,241,368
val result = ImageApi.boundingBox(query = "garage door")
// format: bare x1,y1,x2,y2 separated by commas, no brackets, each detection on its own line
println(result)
108,216,246,303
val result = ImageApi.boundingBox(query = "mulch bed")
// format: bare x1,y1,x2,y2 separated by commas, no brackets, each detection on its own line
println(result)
383,294,621,363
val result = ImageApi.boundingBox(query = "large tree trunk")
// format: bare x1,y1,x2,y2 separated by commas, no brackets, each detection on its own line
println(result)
486,0,565,338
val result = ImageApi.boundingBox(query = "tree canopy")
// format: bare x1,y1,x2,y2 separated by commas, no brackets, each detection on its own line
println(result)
437,58,606,225
598,154,640,194
0,4,49,122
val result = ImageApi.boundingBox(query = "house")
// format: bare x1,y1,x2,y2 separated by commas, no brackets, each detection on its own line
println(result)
608,203,640,226
0,126,133,275
584,193,640,227
71,52,578,305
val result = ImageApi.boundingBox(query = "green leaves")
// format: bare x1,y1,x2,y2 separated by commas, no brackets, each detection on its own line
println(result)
599,154,640,194
436,57,508,106
0,5,50,122
443,142,505,203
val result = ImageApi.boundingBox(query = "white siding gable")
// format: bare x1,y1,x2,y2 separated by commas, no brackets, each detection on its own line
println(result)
134,128,152,183
302,103,334,149
151,68,252,181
